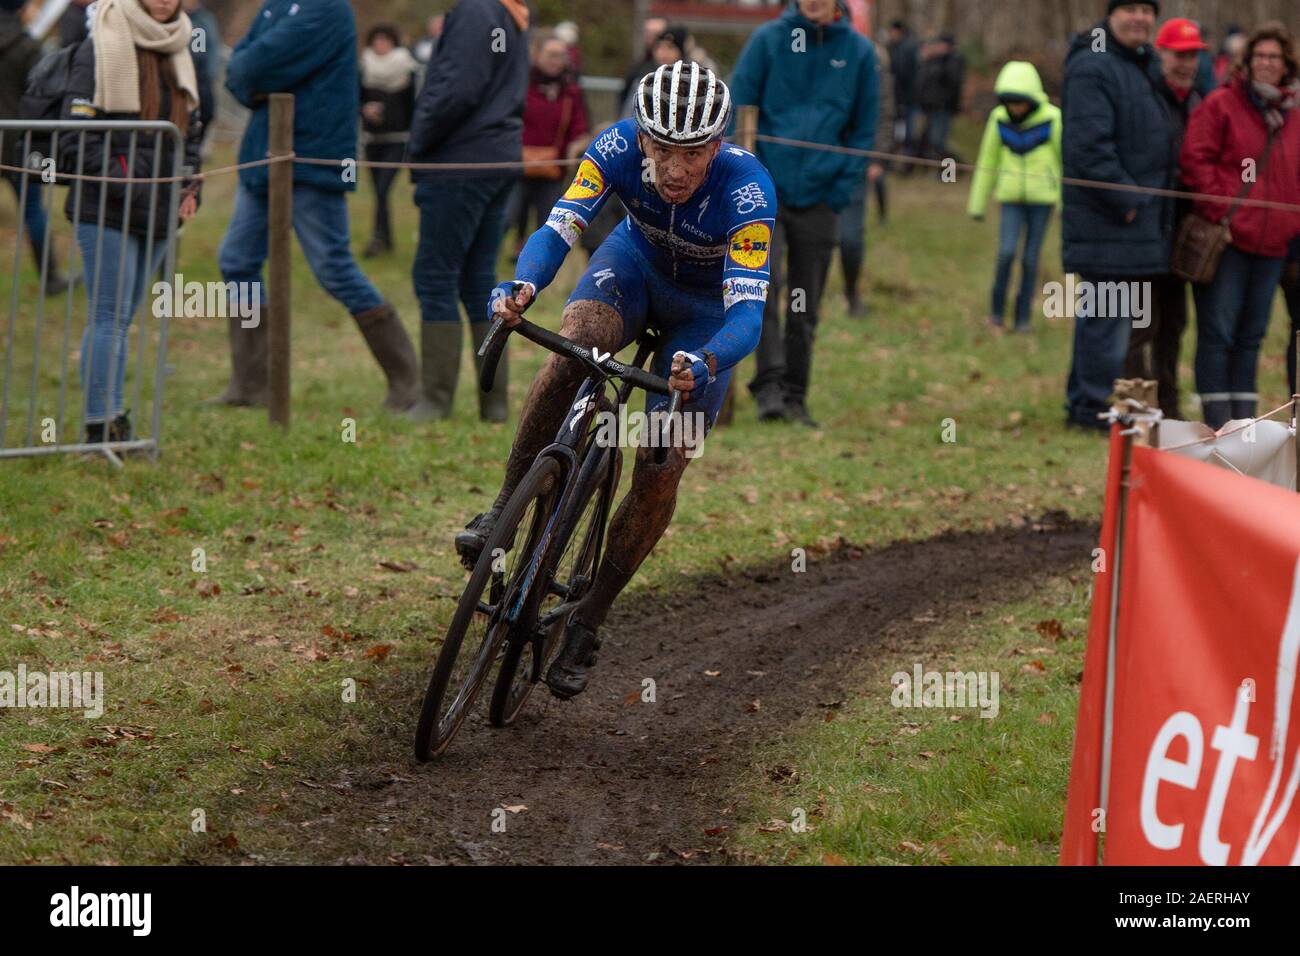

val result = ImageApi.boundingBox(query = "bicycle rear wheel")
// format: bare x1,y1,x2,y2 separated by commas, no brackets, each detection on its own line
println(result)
488,447,615,727
414,458,560,761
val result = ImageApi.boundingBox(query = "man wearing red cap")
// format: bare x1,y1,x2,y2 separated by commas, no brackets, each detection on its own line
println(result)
1122,17,1207,419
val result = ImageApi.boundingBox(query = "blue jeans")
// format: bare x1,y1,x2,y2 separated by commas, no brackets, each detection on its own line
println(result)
76,223,167,422
922,110,952,158
412,176,513,325
1193,245,1284,425
1065,272,1142,428
218,183,382,314
991,203,1053,329
4,172,49,255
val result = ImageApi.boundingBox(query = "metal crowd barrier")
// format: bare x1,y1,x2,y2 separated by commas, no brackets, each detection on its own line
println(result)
0,120,184,465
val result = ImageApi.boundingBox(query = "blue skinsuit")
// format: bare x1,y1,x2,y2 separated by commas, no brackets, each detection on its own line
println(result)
513,119,778,424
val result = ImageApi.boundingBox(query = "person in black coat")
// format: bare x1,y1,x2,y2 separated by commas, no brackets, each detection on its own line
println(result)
359,23,418,257
0,0,70,291
1062,1,1175,431
59,0,205,443
405,0,528,422
916,34,963,160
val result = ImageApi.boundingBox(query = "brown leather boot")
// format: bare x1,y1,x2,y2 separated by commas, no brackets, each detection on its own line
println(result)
353,302,420,412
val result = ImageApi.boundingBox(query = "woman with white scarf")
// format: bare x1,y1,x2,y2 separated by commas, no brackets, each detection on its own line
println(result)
359,24,418,257
60,0,204,444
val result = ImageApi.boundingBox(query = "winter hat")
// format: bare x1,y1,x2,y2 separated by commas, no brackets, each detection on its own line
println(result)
0,0,27,11
1155,18,1208,52
1109,1,1159,14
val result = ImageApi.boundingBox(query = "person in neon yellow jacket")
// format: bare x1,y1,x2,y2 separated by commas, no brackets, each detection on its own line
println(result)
968,60,1062,333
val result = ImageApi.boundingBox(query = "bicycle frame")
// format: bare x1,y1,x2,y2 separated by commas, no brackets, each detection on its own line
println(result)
500,333,660,651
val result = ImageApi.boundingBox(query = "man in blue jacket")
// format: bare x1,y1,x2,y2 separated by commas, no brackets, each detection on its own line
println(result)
1061,1,1175,431
730,0,879,426
405,0,529,422
214,0,419,411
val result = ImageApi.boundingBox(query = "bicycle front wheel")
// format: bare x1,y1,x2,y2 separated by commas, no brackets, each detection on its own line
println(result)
414,457,560,761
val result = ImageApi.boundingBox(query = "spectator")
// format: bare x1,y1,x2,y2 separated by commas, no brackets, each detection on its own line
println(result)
359,23,418,257
1181,21,1300,428
1215,27,1245,85
182,0,220,87
406,0,528,422
968,61,1062,334
182,0,217,139
510,30,588,255
916,34,963,161
885,19,920,159
60,0,204,443
554,20,582,73
731,0,879,426
413,14,444,65
1283,237,1300,394
59,0,93,46
216,0,419,412
838,37,892,317
1061,1,1175,432
1122,17,1206,420
0,0,70,293
621,15,667,106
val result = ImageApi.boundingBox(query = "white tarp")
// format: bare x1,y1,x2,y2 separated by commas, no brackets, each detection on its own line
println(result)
1158,418,1297,491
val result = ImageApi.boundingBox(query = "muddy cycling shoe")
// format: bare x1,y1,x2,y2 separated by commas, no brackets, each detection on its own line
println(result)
454,508,500,570
545,619,602,700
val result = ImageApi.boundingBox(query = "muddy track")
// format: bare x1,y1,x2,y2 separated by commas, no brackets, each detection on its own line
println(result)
258,519,1096,865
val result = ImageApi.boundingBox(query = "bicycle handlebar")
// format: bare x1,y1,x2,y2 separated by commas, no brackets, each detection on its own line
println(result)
477,310,685,465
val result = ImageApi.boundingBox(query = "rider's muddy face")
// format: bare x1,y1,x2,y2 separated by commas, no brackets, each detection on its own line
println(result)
638,134,721,206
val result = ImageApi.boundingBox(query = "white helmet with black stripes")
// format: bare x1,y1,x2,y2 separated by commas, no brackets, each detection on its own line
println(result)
634,60,732,148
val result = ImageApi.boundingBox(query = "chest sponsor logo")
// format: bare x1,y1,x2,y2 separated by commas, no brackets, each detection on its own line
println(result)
679,218,712,241
830,58,846,68
722,277,769,309
731,182,769,216
545,209,588,248
728,223,771,270
593,127,629,160
631,217,726,261
564,159,605,202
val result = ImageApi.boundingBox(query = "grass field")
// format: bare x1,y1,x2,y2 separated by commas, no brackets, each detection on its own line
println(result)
1,125,1296,864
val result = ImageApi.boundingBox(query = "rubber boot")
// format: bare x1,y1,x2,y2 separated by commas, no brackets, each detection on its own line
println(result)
353,301,420,411
470,320,509,422
407,321,462,421
208,314,268,407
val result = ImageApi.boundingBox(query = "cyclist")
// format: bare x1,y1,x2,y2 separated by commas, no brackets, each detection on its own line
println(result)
460,61,776,699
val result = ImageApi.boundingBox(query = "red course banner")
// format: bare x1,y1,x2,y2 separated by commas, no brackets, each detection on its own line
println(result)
1062,440,1300,865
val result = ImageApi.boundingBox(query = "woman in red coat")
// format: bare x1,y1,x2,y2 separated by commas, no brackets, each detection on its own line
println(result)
508,30,589,254
1180,22,1300,428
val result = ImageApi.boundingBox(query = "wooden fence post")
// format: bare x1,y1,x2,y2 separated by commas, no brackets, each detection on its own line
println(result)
268,93,293,427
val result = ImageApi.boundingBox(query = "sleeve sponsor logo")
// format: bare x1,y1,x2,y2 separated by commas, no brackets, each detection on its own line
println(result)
728,222,771,270
564,159,606,202
593,127,629,160
730,182,769,215
545,208,588,248
722,277,769,309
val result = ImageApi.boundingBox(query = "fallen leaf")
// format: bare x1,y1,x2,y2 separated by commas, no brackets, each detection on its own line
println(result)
21,743,60,754
502,804,527,814
822,851,848,866
378,560,418,573
1035,619,1065,641
364,644,392,662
